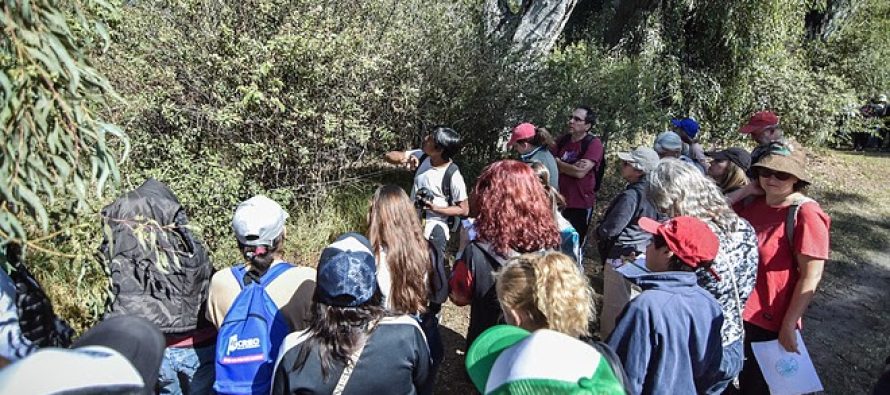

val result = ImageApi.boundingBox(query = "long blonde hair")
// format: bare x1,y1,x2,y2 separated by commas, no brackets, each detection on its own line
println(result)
367,185,429,314
715,161,748,194
496,252,594,338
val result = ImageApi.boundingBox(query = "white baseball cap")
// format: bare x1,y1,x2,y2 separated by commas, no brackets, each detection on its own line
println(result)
232,195,288,246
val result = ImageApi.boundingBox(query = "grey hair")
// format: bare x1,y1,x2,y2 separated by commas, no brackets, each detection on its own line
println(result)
647,159,741,234
629,161,646,172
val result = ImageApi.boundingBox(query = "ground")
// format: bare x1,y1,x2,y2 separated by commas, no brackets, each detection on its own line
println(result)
434,149,890,394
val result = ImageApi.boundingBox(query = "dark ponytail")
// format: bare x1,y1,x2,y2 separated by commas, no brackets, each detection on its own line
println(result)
522,127,555,148
239,234,284,271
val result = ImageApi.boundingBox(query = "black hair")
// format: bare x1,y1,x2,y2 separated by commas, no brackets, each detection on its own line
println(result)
430,126,462,161
576,105,597,125
238,234,284,272
291,289,387,379
651,234,713,272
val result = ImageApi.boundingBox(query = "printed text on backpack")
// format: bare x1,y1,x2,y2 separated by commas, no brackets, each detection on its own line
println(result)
214,263,293,395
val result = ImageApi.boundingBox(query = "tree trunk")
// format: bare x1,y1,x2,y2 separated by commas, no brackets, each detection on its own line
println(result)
484,0,580,59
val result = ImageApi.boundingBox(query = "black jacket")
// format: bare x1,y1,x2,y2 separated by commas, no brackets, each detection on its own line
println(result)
595,178,662,259
100,178,214,334
464,241,516,346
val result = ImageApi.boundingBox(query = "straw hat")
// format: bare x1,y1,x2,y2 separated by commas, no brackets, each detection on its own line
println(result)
751,143,809,184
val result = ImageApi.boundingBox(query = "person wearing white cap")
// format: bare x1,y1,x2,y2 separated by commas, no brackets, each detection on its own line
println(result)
205,196,316,332
594,146,662,338
653,131,704,173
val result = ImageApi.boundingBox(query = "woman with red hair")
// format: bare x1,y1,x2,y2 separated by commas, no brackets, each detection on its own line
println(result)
449,160,560,347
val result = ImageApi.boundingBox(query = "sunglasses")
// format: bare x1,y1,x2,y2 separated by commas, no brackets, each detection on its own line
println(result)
757,168,793,181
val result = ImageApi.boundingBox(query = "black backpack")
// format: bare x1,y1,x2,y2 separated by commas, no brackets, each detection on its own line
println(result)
414,154,461,232
556,133,608,193
426,240,448,314
99,178,215,334
5,242,74,349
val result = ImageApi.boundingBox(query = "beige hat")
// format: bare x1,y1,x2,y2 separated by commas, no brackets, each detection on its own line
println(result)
751,143,809,184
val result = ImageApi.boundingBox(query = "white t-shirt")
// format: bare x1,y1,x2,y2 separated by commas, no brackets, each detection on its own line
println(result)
377,249,393,310
407,150,468,240
376,249,428,313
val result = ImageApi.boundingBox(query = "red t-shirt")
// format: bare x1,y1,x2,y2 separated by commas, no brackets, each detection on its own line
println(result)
734,197,831,332
551,135,603,209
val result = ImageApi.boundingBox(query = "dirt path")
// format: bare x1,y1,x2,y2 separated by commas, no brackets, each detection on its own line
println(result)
432,150,890,394
803,248,890,393
435,254,889,395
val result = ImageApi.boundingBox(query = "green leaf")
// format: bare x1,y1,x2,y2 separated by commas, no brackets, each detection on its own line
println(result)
22,0,32,26
46,36,81,94
17,184,48,230
50,155,71,179
25,46,61,76
19,30,40,47
100,123,130,161
0,72,11,102
95,22,111,53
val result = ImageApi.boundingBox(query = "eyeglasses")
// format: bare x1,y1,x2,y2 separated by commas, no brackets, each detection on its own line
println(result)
757,168,793,181
568,115,585,123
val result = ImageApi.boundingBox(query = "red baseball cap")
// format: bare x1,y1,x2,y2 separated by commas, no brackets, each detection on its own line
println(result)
739,111,779,134
507,123,536,147
638,216,721,280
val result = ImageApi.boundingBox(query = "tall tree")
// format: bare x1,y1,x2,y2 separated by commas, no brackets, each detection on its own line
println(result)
484,0,580,59
1,0,127,255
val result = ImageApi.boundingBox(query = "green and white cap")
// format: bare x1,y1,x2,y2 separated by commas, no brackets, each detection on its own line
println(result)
466,325,626,395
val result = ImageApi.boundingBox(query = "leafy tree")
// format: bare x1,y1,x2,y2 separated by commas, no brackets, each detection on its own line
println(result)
1,0,127,257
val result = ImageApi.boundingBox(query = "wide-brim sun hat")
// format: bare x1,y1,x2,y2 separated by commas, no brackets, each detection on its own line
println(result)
751,144,809,184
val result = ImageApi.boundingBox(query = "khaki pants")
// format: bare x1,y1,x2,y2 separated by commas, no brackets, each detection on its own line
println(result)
599,260,640,339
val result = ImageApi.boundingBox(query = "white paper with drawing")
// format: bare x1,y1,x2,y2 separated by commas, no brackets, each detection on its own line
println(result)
751,330,823,395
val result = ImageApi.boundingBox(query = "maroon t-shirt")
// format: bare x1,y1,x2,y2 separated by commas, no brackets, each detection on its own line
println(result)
551,135,603,209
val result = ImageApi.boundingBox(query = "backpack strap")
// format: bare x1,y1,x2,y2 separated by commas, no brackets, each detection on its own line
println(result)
412,153,429,180
556,134,595,163
473,241,518,270
441,162,458,205
333,320,379,395
258,262,294,287
230,265,248,289
230,262,293,288
785,196,815,253
556,133,572,150
579,134,595,158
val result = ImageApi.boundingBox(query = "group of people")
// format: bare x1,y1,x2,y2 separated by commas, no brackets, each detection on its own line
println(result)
0,107,835,395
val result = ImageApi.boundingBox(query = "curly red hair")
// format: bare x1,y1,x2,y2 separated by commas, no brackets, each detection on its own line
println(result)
473,160,560,255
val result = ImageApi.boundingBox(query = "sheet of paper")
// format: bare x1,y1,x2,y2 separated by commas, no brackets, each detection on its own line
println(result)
750,330,824,395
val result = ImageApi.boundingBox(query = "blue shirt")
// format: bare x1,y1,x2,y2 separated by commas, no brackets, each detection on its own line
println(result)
606,271,723,395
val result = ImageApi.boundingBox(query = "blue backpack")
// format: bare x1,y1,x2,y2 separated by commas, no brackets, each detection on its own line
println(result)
214,263,293,394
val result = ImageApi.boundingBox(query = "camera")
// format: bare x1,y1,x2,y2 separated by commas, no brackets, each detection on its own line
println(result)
414,187,435,210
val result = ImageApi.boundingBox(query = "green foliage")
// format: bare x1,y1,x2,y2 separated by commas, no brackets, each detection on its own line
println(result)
1,0,127,244
13,0,890,335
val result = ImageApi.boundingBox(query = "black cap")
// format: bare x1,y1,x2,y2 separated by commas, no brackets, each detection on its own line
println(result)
706,147,752,171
